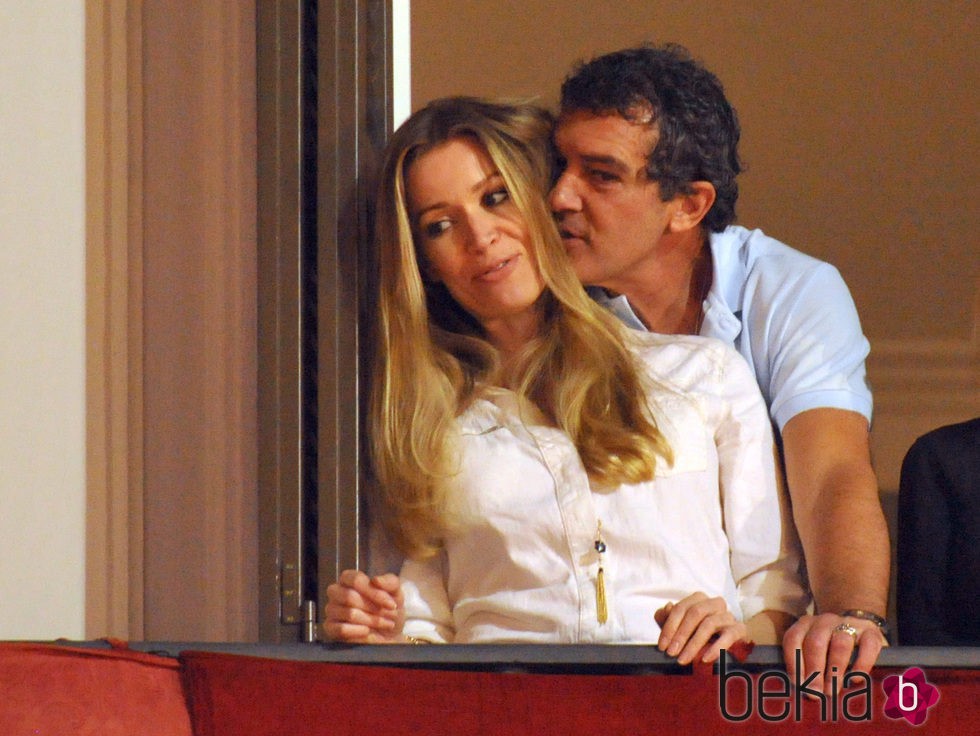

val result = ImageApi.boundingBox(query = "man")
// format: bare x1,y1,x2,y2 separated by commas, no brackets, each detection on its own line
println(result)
897,417,980,645
550,43,890,692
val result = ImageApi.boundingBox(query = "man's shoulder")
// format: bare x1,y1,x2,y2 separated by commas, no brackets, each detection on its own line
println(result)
712,225,829,276
711,225,850,308
910,417,980,458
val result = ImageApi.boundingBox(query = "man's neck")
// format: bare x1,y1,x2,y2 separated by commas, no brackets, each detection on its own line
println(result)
607,235,711,335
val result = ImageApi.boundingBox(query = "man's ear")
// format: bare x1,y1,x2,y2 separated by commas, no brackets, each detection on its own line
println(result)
668,181,716,233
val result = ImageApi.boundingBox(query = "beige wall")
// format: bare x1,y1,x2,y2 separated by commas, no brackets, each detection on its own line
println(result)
139,1,258,643
3,0,258,644
411,0,980,492
85,1,259,642
0,2,86,639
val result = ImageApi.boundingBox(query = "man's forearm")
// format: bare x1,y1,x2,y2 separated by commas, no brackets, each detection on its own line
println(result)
797,479,891,616
781,409,891,619
780,410,891,694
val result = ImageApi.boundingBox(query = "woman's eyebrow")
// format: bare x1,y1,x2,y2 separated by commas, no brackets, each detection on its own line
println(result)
414,171,504,220
470,171,504,193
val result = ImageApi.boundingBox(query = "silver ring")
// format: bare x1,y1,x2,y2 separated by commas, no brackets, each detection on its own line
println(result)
833,622,859,640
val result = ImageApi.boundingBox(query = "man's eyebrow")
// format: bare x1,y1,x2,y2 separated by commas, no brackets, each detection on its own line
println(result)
580,154,630,175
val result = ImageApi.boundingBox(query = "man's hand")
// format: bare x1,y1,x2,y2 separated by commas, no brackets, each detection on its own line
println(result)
323,570,406,643
783,613,887,696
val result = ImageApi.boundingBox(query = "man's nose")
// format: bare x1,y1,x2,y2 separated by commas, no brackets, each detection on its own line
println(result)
549,171,581,213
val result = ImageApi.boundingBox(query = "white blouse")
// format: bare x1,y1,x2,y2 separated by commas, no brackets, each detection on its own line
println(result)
399,332,809,644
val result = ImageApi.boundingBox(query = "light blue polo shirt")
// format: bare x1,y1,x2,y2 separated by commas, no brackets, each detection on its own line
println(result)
591,225,873,432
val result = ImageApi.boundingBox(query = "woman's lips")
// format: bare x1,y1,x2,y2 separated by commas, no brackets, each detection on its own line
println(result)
475,254,519,282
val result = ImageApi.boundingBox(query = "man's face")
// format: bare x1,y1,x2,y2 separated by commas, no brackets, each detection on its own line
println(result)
550,111,676,292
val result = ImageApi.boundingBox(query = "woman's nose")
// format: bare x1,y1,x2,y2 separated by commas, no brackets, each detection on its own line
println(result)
465,211,498,251
549,171,581,213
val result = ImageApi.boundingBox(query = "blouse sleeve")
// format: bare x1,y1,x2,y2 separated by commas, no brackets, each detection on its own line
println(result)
714,345,811,621
399,551,456,643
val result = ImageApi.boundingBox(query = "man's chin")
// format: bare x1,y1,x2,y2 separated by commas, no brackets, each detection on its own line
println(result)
564,251,600,286
561,236,591,264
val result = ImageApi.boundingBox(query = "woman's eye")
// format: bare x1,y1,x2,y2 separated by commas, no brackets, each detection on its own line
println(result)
483,188,509,207
423,219,451,238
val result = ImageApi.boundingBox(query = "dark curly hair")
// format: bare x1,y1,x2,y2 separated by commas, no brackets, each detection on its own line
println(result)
559,43,742,232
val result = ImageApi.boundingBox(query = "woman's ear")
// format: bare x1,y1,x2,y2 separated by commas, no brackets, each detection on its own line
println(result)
668,181,716,233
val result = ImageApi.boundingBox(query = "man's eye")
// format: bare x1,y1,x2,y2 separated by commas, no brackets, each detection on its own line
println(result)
423,219,451,238
589,169,619,183
483,189,509,207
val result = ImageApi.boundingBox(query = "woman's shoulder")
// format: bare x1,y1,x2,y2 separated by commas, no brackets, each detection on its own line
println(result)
625,330,768,424
625,329,738,382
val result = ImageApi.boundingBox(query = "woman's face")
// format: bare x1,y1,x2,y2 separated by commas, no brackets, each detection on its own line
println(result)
407,137,545,350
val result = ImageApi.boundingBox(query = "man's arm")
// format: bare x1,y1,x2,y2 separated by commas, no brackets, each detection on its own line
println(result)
780,407,890,694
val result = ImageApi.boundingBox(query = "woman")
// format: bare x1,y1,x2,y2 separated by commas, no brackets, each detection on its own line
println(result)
326,97,807,664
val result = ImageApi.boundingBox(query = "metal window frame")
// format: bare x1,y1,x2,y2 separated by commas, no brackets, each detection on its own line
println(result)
257,0,392,643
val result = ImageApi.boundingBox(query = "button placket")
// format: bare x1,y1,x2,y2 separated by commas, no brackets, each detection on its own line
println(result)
525,422,603,640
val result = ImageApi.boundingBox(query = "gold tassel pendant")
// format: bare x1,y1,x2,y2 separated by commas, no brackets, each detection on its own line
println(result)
596,565,608,624
595,521,608,624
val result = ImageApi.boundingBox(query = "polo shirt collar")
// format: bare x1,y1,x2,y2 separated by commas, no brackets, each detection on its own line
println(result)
585,228,744,344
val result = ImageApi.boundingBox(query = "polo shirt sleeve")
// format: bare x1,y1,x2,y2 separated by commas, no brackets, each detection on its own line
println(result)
751,261,873,431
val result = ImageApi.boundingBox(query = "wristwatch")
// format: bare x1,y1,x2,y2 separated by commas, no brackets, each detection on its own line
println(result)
841,609,890,640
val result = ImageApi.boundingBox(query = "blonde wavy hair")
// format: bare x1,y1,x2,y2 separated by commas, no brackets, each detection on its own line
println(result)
371,97,673,558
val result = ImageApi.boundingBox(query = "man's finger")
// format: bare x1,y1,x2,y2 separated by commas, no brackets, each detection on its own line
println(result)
800,620,834,695
850,629,885,677
824,627,858,695
782,617,810,682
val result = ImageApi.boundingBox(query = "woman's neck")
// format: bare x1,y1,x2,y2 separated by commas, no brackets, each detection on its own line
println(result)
483,309,542,364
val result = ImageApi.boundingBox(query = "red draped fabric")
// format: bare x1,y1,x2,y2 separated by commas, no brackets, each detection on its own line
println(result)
0,641,192,736
179,650,979,736
1,642,976,735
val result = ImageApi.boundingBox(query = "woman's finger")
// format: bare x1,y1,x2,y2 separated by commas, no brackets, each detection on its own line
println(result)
675,611,735,664
343,570,400,611
324,599,397,630
699,624,748,663
658,592,708,651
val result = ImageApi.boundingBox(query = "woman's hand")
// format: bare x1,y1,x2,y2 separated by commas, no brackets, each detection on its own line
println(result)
323,570,406,643
654,592,749,664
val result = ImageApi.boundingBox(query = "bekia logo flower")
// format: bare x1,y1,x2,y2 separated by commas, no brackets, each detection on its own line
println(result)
882,667,940,725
